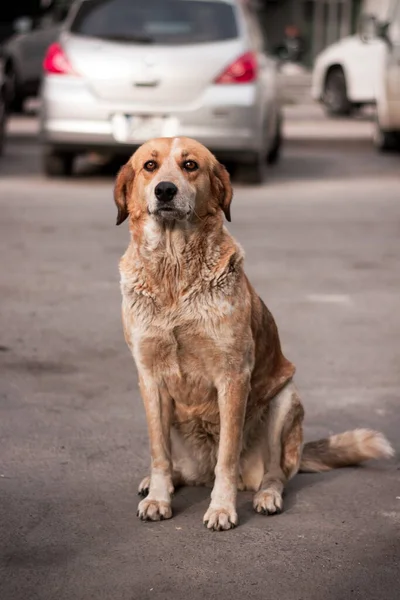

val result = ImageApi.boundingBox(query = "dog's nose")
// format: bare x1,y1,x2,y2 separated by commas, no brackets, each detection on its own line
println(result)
154,181,178,202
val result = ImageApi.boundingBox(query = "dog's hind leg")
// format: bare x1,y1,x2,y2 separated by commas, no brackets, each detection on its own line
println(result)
253,382,304,515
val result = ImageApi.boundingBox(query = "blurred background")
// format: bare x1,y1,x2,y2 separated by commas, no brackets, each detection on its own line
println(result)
1,0,399,169
0,2,399,600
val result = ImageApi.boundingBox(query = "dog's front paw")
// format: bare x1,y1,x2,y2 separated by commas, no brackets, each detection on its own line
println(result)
203,505,238,531
137,498,172,521
253,489,283,515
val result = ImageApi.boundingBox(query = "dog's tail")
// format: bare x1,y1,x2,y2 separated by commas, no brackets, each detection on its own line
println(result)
299,429,394,473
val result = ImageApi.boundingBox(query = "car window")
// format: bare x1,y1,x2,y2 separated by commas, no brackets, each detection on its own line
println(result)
70,0,238,44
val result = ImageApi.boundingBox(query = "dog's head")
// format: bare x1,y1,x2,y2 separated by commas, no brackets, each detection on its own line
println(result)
114,137,232,226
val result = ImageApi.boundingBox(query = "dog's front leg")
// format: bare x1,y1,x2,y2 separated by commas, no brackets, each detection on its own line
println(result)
203,376,250,531
137,375,174,521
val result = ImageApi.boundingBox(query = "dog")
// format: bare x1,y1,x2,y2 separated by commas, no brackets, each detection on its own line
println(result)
114,137,394,531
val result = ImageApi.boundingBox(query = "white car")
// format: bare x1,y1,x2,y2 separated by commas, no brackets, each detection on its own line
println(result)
311,24,386,117
312,0,400,151
312,0,400,116
40,0,282,183
373,3,400,150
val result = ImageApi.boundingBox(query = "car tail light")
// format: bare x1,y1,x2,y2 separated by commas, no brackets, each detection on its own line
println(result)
214,52,257,84
43,43,77,75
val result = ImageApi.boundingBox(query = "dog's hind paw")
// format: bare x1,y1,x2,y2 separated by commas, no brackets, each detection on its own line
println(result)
253,489,283,515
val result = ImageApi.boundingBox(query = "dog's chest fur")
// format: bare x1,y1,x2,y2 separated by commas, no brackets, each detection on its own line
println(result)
120,246,249,425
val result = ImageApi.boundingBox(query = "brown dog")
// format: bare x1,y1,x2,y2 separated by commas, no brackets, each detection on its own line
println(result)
115,137,393,531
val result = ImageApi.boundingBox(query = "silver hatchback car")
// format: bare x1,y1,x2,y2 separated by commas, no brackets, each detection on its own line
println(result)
40,0,282,182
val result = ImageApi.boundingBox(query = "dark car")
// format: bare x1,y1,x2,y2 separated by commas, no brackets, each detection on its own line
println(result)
2,0,73,112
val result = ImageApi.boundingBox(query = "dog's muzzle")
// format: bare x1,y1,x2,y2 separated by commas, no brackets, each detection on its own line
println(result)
153,181,186,219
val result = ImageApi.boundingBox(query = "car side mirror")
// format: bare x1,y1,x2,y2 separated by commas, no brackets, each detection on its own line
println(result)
13,16,33,34
358,14,378,43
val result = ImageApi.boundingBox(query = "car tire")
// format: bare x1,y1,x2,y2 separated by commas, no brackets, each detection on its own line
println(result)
43,149,75,177
373,118,399,152
237,151,266,185
267,112,282,165
5,64,25,114
323,67,352,117
10,94,25,114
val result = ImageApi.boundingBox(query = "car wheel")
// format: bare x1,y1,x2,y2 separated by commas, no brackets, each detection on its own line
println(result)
373,117,399,152
0,92,6,156
5,65,25,114
323,67,352,117
43,149,75,177
10,94,25,114
237,151,266,185
267,112,282,165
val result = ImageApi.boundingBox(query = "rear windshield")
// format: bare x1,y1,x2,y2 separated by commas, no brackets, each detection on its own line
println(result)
70,0,238,44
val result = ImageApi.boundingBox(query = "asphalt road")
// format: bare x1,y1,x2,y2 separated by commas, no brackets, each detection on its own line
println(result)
0,122,399,600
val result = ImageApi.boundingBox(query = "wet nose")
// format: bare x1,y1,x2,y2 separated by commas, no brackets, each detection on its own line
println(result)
154,181,178,202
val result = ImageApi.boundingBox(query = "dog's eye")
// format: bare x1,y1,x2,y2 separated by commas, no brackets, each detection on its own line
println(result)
183,160,198,172
144,160,157,172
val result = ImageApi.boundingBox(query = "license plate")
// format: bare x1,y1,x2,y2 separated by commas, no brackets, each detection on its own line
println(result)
111,114,177,143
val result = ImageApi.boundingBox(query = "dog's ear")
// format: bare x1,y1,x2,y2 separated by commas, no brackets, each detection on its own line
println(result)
114,162,135,226
213,162,233,222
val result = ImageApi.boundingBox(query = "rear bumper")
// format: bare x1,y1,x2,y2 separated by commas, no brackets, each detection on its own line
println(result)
40,76,266,155
40,141,259,164
41,125,259,160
